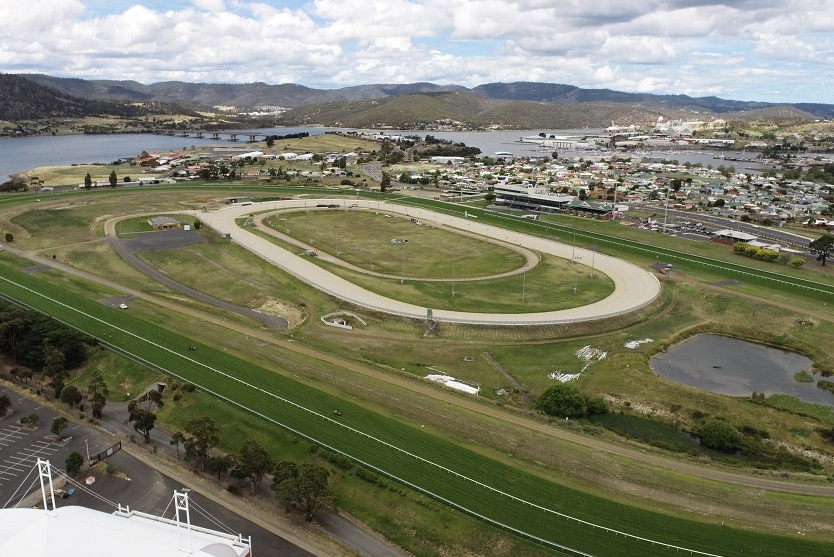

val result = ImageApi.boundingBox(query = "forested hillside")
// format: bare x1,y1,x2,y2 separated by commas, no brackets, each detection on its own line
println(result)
0,74,197,121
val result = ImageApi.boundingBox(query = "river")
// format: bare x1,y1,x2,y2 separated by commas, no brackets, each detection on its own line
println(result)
0,127,766,182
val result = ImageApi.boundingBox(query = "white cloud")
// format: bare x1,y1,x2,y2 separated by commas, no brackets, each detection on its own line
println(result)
0,0,831,102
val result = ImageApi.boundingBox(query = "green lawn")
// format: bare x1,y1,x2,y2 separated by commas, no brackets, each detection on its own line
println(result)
0,263,831,556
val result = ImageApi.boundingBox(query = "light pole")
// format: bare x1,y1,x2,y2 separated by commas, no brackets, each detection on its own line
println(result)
590,245,597,278
572,229,576,263
573,267,578,295
400,240,407,284
369,237,373,271
452,257,456,298
85,439,90,463
522,271,526,303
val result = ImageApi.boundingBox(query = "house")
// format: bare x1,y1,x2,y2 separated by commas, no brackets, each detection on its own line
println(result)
148,216,180,230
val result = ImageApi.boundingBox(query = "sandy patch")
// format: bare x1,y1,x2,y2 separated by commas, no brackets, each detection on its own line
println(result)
257,298,306,328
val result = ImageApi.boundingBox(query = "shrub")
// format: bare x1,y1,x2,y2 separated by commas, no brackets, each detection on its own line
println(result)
535,384,587,418
794,370,814,383
586,396,608,415
321,450,353,470
700,419,742,452
817,380,834,394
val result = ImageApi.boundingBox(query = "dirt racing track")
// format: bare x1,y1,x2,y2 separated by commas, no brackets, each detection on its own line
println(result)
194,200,661,325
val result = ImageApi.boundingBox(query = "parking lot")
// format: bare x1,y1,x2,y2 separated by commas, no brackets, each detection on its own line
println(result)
0,387,94,506
0,386,313,557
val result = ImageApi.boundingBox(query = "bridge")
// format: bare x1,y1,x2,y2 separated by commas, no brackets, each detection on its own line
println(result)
151,130,269,142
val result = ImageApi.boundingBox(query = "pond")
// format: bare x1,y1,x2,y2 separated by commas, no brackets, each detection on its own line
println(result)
650,334,831,406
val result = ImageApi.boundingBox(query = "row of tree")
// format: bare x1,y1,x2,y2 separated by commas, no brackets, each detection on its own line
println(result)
168,416,335,521
0,302,105,412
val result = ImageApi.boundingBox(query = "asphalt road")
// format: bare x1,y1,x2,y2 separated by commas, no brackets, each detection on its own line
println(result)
109,230,289,329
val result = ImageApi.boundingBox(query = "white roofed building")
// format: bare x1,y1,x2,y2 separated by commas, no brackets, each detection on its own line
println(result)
0,503,251,557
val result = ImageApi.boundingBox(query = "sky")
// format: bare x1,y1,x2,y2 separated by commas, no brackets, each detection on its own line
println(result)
2,0,833,104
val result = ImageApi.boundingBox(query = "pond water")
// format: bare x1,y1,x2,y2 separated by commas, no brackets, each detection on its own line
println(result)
650,334,832,406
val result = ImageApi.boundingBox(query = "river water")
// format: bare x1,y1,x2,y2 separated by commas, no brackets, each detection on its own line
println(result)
0,127,766,182
650,334,831,406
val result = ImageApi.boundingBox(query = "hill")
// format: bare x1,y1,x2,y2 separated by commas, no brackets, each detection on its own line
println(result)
4,73,830,130
0,74,200,122
19,74,834,117
274,91,669,129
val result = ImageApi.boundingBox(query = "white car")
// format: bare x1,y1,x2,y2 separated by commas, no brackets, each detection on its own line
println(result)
119,303,128,309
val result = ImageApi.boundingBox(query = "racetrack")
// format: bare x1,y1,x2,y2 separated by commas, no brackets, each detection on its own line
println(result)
194,200,661,325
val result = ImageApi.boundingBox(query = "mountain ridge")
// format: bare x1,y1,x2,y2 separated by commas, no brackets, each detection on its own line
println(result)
17,73,834,118
0,73,828,132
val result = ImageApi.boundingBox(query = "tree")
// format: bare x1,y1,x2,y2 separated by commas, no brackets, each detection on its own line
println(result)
170,431,185,460
60,385,83,408
700,419,742,452
271,461,336,522
88,371,109,420
183,416,219,470
0,393,11,416
132,389,164,413
84,173,92,190
127,404,157,443
207,455,233,480
108,170,117,188
236,440,274,494
380,172,391,192
809,234,834,266
65,451,85,476
535,383,587,418
50,375,65,399
9,366,33,383
4,232,13,243
21,413,40,428
585,396,608,415
51,416,68,438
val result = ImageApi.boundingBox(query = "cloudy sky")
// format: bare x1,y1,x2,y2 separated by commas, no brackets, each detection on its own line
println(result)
2,0,833,103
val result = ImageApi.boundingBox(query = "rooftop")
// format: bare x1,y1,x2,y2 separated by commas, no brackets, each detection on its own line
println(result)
0,504,251,557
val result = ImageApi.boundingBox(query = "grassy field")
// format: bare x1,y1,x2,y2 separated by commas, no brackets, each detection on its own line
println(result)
250,210,615,313
1,264,832,556
3,185,834,556
267,209,527,279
